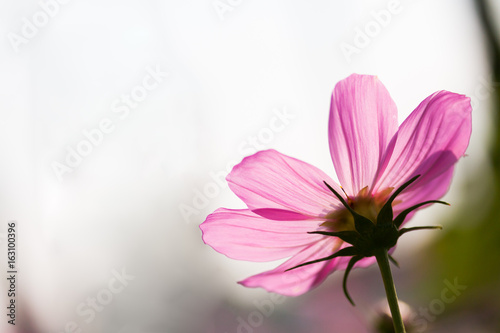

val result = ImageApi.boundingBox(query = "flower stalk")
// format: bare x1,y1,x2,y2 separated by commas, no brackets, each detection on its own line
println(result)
375,248,406,333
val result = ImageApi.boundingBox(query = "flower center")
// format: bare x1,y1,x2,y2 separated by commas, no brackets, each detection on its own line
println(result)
321,186,394,232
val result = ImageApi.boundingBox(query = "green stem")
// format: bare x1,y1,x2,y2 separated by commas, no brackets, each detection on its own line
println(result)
374,248,406,333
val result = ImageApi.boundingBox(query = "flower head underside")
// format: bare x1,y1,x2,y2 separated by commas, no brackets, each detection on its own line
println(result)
200,74,472,298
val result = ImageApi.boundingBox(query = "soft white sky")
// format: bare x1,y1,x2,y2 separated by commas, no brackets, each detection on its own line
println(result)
0,0,494,332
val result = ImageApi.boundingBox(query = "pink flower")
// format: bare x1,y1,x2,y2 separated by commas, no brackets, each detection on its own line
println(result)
200,74,472,297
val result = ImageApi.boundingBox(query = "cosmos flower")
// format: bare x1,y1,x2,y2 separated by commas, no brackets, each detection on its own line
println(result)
200,74,472,298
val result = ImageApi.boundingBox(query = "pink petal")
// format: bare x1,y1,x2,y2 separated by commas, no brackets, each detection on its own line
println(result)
251,208,313,221
239,237,344,296
227,149,344,218
329,74,398,196
373,91,472,202
200,208,323,262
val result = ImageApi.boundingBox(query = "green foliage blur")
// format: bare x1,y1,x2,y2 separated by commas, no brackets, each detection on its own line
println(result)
417,1,500,330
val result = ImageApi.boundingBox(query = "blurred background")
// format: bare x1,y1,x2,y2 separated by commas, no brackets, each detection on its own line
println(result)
0,0,499,332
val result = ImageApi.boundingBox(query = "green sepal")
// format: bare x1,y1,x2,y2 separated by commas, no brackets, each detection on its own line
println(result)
285,246,359,272
372,223,399,250
343,255,364,306
399,225,443,237
393,200,449,229
377,175,420,226
388,254,400,268
307,230,361,246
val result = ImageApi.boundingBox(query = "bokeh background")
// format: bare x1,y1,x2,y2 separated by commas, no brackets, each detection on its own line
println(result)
0,0,499,332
